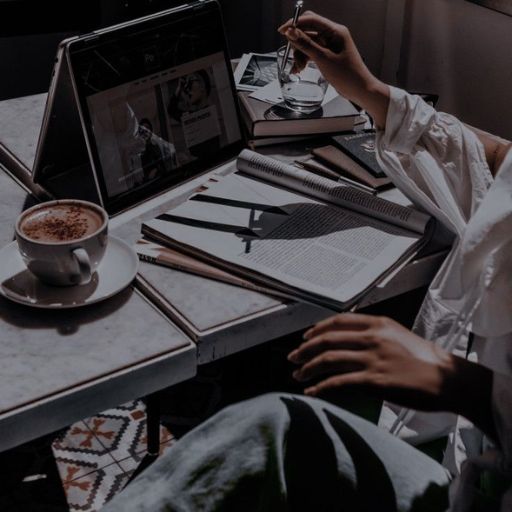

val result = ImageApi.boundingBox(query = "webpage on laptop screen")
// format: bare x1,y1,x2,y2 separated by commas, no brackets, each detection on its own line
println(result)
71,11,241,206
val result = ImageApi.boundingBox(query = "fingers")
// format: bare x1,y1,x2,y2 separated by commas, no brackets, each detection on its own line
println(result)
287,31,323,73
288,330,373,364
278,11,336,34
290,49,308,74
304,313,379,341
278,10,344,72
304,372,368,396
283,27,329,64
293,350,369,382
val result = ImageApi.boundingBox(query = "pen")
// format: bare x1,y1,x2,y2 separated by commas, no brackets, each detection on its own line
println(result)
281,0,304,72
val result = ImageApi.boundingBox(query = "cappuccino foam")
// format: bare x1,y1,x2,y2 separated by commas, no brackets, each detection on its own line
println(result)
21,204,104,242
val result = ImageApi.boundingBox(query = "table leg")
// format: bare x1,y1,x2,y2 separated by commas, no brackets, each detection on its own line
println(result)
124,392,161,486
145,391,161,456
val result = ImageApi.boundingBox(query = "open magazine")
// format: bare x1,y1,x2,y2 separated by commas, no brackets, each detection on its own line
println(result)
141,150,434,310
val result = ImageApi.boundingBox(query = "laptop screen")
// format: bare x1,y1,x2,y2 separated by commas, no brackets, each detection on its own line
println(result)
67,1,243,214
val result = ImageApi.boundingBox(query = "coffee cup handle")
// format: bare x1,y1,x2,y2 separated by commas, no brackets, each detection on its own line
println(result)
72,248,92,285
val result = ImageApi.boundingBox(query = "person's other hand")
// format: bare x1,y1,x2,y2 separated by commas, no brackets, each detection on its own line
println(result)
278,11,389,127
288,313,456,411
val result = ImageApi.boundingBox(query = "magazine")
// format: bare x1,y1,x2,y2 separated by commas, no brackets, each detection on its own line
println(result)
141,150,434,310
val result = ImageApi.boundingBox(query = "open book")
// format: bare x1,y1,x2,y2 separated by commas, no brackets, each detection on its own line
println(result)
142,150,434,310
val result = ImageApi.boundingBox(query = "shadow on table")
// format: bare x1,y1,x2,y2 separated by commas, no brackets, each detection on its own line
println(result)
0,285,133,335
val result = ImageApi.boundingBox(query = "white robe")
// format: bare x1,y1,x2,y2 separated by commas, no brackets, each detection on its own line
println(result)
375,87,512,509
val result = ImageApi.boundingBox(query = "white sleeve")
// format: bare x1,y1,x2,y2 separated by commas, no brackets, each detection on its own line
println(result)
375,87,493,236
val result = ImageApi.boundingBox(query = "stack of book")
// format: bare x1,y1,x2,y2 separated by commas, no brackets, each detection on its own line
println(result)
238,91,364,148
232,51,363,148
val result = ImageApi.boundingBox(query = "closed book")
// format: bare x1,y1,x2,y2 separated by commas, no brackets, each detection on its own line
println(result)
238,91,362,138
311,145,392,191
331,131,387,178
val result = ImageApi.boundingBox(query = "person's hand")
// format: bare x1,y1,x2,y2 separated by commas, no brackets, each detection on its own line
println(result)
288,313,457,411
278,11,389,128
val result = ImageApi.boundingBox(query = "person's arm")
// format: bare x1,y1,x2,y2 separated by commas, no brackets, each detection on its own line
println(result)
467,128,512,177
279,11,511,176
279,12,390,129
288,313,497,440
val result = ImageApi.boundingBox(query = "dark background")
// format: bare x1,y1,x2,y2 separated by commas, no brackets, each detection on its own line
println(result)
0,0,278,100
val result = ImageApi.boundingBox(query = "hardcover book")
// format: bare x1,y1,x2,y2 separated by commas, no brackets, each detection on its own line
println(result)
331,131,387,178
238,91,362,139
311,144,392,191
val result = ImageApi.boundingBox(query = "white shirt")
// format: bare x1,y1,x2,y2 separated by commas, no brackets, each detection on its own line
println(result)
375,87,512,510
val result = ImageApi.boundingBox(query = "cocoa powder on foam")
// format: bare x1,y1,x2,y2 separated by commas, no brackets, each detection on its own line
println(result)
21,205,102,242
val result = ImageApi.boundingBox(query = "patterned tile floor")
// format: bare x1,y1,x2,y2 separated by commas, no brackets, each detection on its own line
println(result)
0,290,426,512
0,339,296,511
52,400,173,512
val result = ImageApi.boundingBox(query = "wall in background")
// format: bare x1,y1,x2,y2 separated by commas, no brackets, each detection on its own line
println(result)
223,0,283,55
1,0,511,139
0,0,280,100
295,0,390,78
400,0,512,139
305,0,512,139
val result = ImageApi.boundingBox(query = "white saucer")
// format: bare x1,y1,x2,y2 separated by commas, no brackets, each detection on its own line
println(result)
0,236,139,309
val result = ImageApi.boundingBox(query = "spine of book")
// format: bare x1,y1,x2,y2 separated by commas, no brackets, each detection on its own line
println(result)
247,135,313,149
237,93,256,137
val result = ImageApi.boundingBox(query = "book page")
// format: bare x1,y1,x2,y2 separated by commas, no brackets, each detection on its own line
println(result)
237,149,430,234
143,172,424,308
250,80,338,105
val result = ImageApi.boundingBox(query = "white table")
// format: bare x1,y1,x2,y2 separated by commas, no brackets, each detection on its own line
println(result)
0,93,447,453
0,164,196,452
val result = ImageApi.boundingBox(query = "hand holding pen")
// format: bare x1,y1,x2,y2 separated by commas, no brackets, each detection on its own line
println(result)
278,11,390,129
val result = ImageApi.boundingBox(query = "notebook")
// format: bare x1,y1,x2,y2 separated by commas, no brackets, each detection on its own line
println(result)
32,0,244,216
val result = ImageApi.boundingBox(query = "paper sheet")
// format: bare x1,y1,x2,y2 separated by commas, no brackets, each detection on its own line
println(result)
249,79,338,106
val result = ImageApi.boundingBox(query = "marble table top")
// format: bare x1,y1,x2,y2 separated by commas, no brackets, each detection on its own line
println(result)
0,92,447,450
0,93,46,171
0,164,195,451
0,92,447,362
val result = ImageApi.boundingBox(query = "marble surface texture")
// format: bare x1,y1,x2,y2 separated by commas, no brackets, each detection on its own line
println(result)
0,93,46,170
0,165,36,247
0,168,192,418
138,260,282,332
0,287,190,413
0,92,444,428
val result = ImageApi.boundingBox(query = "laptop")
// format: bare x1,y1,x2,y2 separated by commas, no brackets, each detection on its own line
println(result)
33,0,244,216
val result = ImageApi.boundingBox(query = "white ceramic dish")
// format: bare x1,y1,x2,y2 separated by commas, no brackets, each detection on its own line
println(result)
0,236,139,309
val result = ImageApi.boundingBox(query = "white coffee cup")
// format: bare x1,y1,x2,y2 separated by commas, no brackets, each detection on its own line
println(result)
15,199,108,286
